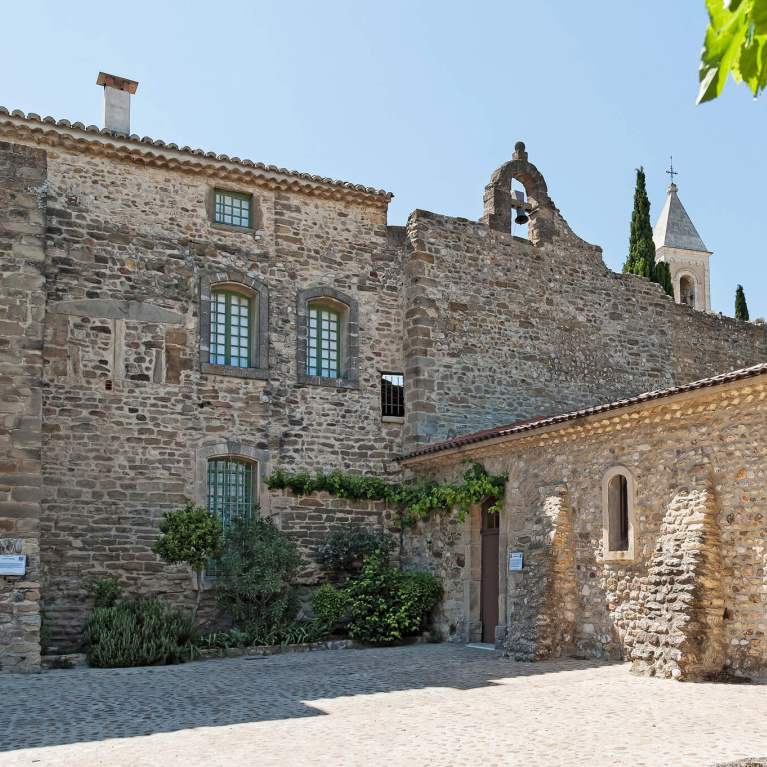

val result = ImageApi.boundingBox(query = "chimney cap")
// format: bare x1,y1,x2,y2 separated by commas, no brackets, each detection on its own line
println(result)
96,72,139,94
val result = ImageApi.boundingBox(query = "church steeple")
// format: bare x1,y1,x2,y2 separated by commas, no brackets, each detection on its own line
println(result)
653,168,712,311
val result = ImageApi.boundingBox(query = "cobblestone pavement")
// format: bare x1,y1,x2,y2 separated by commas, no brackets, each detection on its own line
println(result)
1,644,766,767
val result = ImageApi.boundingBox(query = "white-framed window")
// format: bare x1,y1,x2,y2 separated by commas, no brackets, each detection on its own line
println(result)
602,466,636,561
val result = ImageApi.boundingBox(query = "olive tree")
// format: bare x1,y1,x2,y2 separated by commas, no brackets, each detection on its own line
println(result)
152,500,223,617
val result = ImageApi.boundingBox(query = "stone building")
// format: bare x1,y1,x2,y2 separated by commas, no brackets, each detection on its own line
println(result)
0,74,765,675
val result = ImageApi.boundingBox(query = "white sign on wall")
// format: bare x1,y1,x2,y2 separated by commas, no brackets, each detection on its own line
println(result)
0,555,26,576
509,552,523,571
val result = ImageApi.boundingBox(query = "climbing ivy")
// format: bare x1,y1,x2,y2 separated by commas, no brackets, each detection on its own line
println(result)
264,461,506,525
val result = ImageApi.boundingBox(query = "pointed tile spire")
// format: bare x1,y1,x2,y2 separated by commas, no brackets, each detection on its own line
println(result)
652,183,710,253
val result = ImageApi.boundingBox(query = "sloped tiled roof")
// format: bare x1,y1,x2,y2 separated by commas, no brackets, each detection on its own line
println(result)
400,361,767,461
0,107,392,202
652,183,709,253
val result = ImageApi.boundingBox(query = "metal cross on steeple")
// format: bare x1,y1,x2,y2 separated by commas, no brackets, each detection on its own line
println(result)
666,156,677,185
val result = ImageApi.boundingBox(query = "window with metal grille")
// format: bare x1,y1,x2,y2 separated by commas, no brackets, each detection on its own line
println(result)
381,373,404,417
210,290,251,367
213,189,252,228
207,457,256,528
307,305,340,378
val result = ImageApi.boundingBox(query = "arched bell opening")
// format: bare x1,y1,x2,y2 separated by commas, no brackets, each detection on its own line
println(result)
678,273,697,308
481,141,558,245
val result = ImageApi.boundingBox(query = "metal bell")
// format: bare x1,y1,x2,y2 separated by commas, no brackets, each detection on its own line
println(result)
514,207,529,225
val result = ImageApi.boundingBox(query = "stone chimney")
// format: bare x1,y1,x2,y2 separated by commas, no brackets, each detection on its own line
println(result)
96,72,139,134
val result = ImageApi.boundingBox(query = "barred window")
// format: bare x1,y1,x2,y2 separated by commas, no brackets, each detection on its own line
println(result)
381,373,404,418
307,305,340,378
210,290,251,367
213,189,252,228
207,457,256,528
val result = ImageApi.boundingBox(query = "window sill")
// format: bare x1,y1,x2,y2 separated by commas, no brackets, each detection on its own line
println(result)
201,362,268,380
297,372,358,390
209,221,258,236
602,549,636,562
381,415,405,424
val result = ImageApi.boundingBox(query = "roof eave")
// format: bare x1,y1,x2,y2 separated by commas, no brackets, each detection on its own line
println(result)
0,108,393,204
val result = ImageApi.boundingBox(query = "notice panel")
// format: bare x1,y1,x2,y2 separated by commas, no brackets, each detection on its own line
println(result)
0,555,26,576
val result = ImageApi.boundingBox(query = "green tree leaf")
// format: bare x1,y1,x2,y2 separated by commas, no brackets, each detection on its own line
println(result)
698,0,767,102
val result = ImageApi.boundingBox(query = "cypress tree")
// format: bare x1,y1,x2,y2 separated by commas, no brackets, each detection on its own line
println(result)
735,284,749,321
654,261,674,298
623,167,657,279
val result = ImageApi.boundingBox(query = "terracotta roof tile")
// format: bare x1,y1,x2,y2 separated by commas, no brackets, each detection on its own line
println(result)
0,106,392,201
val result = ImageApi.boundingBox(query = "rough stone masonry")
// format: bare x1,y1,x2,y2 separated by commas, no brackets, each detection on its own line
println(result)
0,89,766,674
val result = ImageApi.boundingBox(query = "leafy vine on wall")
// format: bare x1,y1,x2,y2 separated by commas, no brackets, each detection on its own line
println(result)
264,461,507,526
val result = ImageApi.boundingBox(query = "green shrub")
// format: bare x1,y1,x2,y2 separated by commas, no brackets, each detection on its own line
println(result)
152,500,223,616
312,584,348,627
345,556,443,644
318,525,396,571
213,512,303,633
83,576,122,608
83,598,196,668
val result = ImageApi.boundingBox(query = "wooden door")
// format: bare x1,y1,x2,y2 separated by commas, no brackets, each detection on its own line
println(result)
480,498,500,644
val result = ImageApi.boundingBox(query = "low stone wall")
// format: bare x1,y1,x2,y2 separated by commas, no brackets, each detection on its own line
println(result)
269,490,400,584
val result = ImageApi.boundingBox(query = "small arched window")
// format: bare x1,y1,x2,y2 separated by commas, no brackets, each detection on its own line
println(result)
200,273,269,380
307,301,341,378
679,274,696,308
211,289,252,367
602,467,635,560
207,456,258,527
297,287,359,389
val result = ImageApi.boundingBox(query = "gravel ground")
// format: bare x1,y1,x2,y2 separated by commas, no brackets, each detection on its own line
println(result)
1,643,766,767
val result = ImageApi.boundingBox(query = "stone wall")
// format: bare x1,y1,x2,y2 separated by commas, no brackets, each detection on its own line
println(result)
0,142,46,671
627,458,726,680
3,119,767,661
400,208,767,450
26,142,404,650
401,376,767,680
269,490,400,584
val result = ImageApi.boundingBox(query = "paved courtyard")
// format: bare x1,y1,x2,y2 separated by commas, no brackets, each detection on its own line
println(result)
1,644,766,767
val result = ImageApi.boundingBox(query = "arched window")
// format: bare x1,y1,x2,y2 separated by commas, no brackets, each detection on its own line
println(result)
200,273,269,379
297,287,359,389
211,289,251,367
206,456,258,527
679,274,696,308
607,474,628,552
602,467,635,560
307,302,341,378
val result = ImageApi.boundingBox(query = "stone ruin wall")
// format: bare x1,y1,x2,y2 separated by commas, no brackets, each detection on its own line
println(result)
400,207,767,450
401,378,767,680
11,140,405,651
0,142,46,671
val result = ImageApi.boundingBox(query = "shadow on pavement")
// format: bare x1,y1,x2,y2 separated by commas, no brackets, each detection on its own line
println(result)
0,643,620,752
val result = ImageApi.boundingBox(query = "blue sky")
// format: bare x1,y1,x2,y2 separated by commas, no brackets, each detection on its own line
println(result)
2,0,764,318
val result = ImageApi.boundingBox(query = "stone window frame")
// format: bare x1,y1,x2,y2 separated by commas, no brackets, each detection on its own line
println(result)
194,442,271,586
200,272,269,380
204,187,263,235
195,442,271,515
297,287,359,389
601,465,636,561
